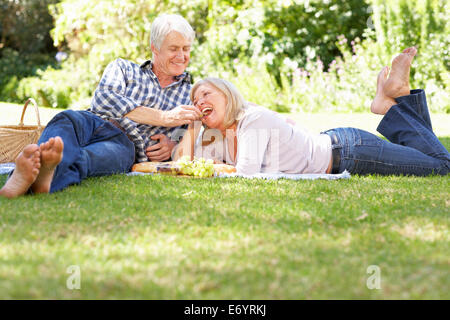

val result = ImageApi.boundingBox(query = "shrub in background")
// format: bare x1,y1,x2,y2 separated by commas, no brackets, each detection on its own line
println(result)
206,0,449,113
14,0,371,109
0,48,57,102
15,0,209,108
0,0,59,102
3,0,449,113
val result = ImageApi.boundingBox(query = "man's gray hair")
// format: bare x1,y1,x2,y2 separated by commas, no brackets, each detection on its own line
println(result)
151,14,195,50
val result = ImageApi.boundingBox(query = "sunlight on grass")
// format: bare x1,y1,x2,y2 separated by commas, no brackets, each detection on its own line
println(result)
0,138,448,299
1,101,450,136
391,220,449,242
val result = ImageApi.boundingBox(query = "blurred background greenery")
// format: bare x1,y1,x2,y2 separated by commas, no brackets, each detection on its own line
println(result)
0,0,448,112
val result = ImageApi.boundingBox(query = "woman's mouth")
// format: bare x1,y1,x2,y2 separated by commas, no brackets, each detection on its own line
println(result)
201,107,213,117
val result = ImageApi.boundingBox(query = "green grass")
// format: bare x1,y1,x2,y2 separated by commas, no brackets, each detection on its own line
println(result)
0,139,449,299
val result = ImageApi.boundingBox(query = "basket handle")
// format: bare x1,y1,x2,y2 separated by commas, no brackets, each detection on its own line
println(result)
19,98,42,129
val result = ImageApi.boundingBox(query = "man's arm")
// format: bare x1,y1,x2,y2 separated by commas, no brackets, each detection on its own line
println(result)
91,59,138,119
91,59,202,126
125,104,202,127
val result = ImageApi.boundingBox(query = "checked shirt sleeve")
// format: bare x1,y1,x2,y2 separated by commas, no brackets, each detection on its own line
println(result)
90,59,148,162
91,59,138,118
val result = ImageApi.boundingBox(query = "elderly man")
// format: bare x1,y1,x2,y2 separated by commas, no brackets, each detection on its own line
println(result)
1,14,202,198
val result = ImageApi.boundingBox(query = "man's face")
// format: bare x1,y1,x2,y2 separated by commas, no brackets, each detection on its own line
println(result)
151,31,191,78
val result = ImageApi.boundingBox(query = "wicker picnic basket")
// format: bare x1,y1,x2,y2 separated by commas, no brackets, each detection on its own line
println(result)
0,98,44,163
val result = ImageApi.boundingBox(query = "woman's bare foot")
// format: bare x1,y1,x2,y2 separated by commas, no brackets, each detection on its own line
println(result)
370,66,397,115
31,137,64,194
383,46,417,98
0,145,40,198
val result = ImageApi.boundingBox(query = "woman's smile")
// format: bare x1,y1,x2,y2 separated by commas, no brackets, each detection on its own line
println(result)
193,84,227,130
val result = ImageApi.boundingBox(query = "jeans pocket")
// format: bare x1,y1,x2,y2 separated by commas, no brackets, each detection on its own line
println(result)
91,121,123,143
352,129,381,147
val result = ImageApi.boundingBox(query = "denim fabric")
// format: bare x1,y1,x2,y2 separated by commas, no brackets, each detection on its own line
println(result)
324,90,450,176
37,110,135,193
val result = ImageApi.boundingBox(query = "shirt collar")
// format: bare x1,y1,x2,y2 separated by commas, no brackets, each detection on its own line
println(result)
140,60,191,84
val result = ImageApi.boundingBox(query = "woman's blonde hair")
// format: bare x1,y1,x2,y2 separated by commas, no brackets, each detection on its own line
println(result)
190,77,247,128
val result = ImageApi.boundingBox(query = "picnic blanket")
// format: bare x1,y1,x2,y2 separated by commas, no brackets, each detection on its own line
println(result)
0,163,14,175
1,163,351,180
128,170,351,180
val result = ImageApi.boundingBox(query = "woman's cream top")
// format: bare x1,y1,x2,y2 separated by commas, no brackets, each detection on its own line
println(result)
195,105,332,175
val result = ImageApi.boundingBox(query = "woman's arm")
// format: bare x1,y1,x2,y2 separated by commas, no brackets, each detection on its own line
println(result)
171,121,203,161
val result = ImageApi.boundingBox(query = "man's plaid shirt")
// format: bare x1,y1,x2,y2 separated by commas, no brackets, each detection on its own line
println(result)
88,58,192,162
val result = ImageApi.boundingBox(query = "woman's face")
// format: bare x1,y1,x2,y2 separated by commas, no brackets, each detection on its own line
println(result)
193,84,228,131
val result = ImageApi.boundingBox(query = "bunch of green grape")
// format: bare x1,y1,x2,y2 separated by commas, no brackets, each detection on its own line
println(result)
176,156,215,177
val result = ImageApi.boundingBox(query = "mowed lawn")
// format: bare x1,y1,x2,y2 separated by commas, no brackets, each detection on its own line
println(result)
0,104,449,299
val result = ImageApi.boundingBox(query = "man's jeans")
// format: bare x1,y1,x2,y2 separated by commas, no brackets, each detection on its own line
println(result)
37,110,135,192
324,90,450,176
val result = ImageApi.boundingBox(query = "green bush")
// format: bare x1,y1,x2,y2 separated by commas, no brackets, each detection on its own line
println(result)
5,0,449,112
17,57,98,109
14,0,372,109
224,34,449,114
189,0,371,82
0,48,57,102
208,0,449,113
0,0,59,102
14,0,209,108
370,0,449,101
0,0,59,53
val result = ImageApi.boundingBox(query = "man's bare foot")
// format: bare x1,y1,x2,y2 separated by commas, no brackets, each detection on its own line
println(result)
370,66,397,115
383,46,417,98
31,137,64,194
0,145,40,198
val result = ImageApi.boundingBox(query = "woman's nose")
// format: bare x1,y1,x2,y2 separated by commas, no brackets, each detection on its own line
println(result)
198,99,205,106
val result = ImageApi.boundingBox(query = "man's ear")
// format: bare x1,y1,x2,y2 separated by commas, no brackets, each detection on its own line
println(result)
151,43,158,56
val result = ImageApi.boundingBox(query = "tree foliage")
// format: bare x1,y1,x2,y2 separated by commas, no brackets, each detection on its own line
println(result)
0,0,59,53
0,0,59,102
1,0,449,112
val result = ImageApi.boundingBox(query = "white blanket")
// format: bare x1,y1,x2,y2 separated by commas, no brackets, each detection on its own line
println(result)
0,163,15,175
216,170,351,180
1,163,351,180
128,170,351,180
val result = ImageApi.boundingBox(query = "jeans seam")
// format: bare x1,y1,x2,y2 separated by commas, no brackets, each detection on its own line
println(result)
397,106,442,155
344,156,444,169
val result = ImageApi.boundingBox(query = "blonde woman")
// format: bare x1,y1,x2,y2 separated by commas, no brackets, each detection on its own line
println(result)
173,47,449,176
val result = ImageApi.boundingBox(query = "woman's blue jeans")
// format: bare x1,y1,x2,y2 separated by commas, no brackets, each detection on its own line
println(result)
323,90,450,176
36,110,135,192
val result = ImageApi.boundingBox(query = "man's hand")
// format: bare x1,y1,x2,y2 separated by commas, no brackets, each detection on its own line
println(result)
163,105,203,127
125,105,202,127
146,134,177,162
